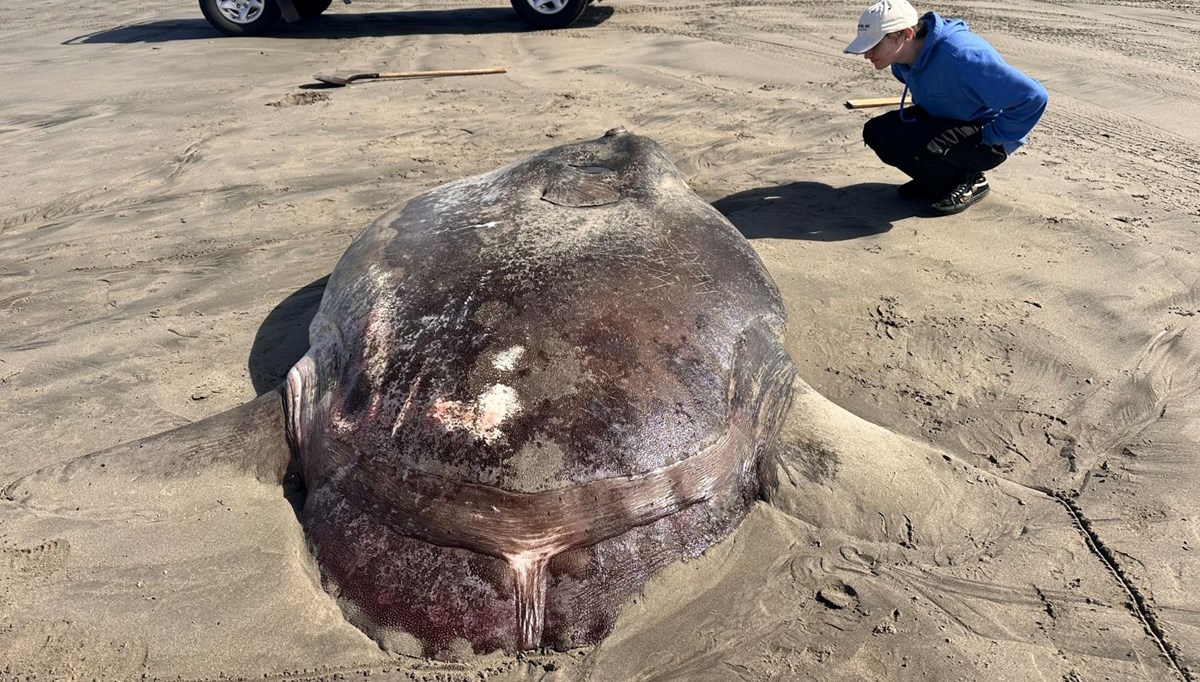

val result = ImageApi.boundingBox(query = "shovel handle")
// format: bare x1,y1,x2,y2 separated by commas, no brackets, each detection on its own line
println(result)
370,67,508,80
843,96,904,109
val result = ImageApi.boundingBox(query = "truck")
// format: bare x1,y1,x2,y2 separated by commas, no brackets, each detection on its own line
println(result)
199,0,592,36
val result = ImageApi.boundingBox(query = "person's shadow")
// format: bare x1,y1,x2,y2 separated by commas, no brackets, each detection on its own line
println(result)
64,5,614,44
713,181,922,241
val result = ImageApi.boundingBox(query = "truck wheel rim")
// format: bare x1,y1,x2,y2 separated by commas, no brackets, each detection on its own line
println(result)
524,0,568,15
216,0,267,24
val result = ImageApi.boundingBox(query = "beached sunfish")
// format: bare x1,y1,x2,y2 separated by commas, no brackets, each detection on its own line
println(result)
285,128,796,656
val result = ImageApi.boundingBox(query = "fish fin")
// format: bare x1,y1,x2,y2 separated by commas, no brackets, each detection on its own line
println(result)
541,168,621,207
728,318,796,439
763,375,1047,553
2,387,294,508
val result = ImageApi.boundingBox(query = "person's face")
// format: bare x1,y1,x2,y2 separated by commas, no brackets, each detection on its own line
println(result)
863,31,907,70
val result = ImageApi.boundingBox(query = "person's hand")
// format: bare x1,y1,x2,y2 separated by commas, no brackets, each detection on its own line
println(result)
922,124,983,159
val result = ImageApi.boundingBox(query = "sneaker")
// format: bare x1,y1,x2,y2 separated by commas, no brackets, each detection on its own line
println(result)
928,175,990,215
896,179,940,200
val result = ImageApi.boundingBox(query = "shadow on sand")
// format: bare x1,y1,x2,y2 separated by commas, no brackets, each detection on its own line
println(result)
249,276,327,395
713,181,923,241
63,6,614,44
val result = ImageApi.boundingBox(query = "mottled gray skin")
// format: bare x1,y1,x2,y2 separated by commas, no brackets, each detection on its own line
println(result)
285,128,796,657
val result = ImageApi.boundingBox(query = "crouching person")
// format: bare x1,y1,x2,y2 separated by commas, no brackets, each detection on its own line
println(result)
845,0,1048,215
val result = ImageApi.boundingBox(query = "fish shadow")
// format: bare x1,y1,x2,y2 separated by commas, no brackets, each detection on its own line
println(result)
247,277,329,521
63,6,614,44
713,181,923,241
249,275,327,395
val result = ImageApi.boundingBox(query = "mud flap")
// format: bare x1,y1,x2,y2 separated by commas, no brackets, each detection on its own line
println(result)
277,0,300,23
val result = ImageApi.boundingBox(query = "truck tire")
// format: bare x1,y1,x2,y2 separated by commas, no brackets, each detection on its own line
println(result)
199,0,282,36
510,0,588,29
294,0,333,18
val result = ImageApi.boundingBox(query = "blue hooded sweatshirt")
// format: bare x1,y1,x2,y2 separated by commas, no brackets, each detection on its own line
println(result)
892,12,1048,154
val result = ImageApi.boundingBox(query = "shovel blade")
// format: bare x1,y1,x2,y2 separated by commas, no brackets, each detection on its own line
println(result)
313,73,350,86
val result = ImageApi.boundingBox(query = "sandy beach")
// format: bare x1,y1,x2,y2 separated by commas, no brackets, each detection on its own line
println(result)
3,0,1200,678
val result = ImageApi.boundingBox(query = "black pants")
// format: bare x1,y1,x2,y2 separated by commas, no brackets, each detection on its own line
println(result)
863,105,1008,192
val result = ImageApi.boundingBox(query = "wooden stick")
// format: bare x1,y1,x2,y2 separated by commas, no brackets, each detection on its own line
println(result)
314,67,507,87
369,67,508,80
843,96,904,109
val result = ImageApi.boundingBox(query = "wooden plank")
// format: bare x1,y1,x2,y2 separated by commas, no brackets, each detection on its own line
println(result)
843,96,904,109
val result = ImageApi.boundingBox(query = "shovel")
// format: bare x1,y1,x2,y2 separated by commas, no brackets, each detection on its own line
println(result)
314,67,507,87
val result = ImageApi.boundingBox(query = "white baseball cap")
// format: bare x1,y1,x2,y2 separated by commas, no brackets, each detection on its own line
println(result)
844,0,920,54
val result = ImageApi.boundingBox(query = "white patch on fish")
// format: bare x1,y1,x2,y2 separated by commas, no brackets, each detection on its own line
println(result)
430,383,522,443
493,346,525,372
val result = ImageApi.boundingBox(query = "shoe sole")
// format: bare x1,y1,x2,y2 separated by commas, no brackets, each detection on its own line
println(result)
928,185,989,216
